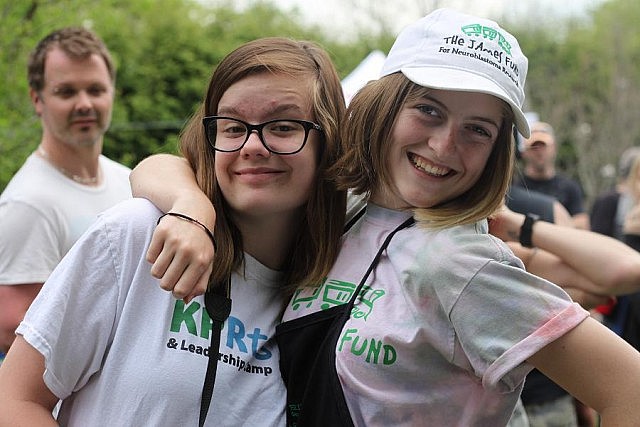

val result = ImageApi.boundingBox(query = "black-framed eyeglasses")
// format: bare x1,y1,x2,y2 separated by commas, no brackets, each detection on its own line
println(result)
202,116,323,155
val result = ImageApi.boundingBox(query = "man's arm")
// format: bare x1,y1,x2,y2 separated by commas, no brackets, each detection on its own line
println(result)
572,212,590,230
552,200,573,227
0,284,43,353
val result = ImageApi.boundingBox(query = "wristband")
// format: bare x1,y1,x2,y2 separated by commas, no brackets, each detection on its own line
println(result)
157,212,216,251
519,213,539,248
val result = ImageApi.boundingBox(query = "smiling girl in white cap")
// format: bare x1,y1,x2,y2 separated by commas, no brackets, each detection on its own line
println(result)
275,8,640,426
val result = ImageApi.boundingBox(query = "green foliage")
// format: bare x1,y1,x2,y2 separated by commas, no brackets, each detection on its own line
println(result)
0,0,385,192
94,0,218,165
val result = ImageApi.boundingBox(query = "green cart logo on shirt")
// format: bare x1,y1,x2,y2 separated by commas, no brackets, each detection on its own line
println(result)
290,278,385,321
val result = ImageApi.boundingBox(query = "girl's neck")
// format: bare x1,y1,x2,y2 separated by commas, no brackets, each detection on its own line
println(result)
234,212,300,270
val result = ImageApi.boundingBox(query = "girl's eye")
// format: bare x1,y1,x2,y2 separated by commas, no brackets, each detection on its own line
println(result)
417,105,439,117
223,126,245,136
470,124,491,138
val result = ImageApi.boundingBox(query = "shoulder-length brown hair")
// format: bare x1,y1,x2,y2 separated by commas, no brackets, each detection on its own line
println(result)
333,72,514,229
180,37,346,291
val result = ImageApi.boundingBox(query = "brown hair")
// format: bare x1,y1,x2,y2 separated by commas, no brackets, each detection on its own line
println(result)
28,27,116,92
180,37,346,291
333,72,514,229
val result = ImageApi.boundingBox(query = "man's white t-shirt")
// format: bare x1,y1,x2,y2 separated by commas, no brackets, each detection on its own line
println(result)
0,153,131,284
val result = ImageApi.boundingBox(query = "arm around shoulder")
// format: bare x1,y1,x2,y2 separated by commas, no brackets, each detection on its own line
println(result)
130,153,215,301
130,153,214,227
0,284,44,353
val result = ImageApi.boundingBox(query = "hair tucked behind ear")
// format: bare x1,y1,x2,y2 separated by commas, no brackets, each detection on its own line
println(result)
334,72,515,229
331,73,413,197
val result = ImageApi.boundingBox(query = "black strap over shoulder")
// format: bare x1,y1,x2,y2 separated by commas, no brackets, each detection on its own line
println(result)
199,277,232,427
276,214,415,426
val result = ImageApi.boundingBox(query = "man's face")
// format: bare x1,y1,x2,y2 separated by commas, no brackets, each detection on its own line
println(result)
31,47,114,148
521,130,556,171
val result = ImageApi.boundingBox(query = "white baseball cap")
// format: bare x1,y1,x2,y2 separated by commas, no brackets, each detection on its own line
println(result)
381,8,530,137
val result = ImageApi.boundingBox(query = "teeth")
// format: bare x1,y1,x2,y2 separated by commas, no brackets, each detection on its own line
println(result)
411,154,450,176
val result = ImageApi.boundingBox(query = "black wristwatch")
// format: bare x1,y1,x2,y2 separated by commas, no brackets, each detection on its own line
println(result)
519,213,540,248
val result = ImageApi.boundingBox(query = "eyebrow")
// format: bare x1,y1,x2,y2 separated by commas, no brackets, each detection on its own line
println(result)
217,103,306,118
50,81,110,91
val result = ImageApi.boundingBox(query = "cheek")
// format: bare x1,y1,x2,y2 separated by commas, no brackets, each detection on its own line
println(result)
213,155,232,189
95,97,114,112
465,148,494,182
45,101,73,120
294,157,318,191
290,152,320,200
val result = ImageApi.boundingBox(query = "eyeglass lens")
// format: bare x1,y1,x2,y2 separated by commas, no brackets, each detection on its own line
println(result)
208,118,308,154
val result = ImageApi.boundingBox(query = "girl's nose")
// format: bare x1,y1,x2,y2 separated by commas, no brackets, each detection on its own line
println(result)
429,125,456,156
241,130,271,157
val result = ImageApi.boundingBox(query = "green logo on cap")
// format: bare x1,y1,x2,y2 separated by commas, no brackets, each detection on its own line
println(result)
461,24,512,56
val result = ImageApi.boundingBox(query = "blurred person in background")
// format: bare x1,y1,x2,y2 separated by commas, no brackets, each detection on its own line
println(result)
0,27,131,358
513,121,589,229
592,148,640,351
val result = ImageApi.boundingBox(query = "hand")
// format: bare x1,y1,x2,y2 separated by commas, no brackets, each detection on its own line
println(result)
562,287,611,310
488,204,523,242
147,215,214,302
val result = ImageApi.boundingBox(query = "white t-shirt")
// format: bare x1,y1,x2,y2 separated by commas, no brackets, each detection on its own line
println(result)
282,203,588,427
0,153,131,285
17,198,286,426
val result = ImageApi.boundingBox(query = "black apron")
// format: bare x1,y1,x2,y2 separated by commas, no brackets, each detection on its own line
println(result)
276,215,415,426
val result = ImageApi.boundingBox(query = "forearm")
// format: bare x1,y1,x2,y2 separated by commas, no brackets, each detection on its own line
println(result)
509,243,610,302
492,207,640,294
531,220,640,294
130,154,215,229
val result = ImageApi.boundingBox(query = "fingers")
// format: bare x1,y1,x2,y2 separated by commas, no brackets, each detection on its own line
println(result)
487,214,508,241
147,215,215,298
183,265,213,304
167,253,211,299
564,288,610,310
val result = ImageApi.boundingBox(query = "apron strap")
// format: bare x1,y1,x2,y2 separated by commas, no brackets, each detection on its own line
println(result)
199,277,232,427
346,215,415,311
343,205,366,233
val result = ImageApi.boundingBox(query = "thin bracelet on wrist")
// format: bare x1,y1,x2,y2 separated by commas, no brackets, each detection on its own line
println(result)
157,212,216,251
